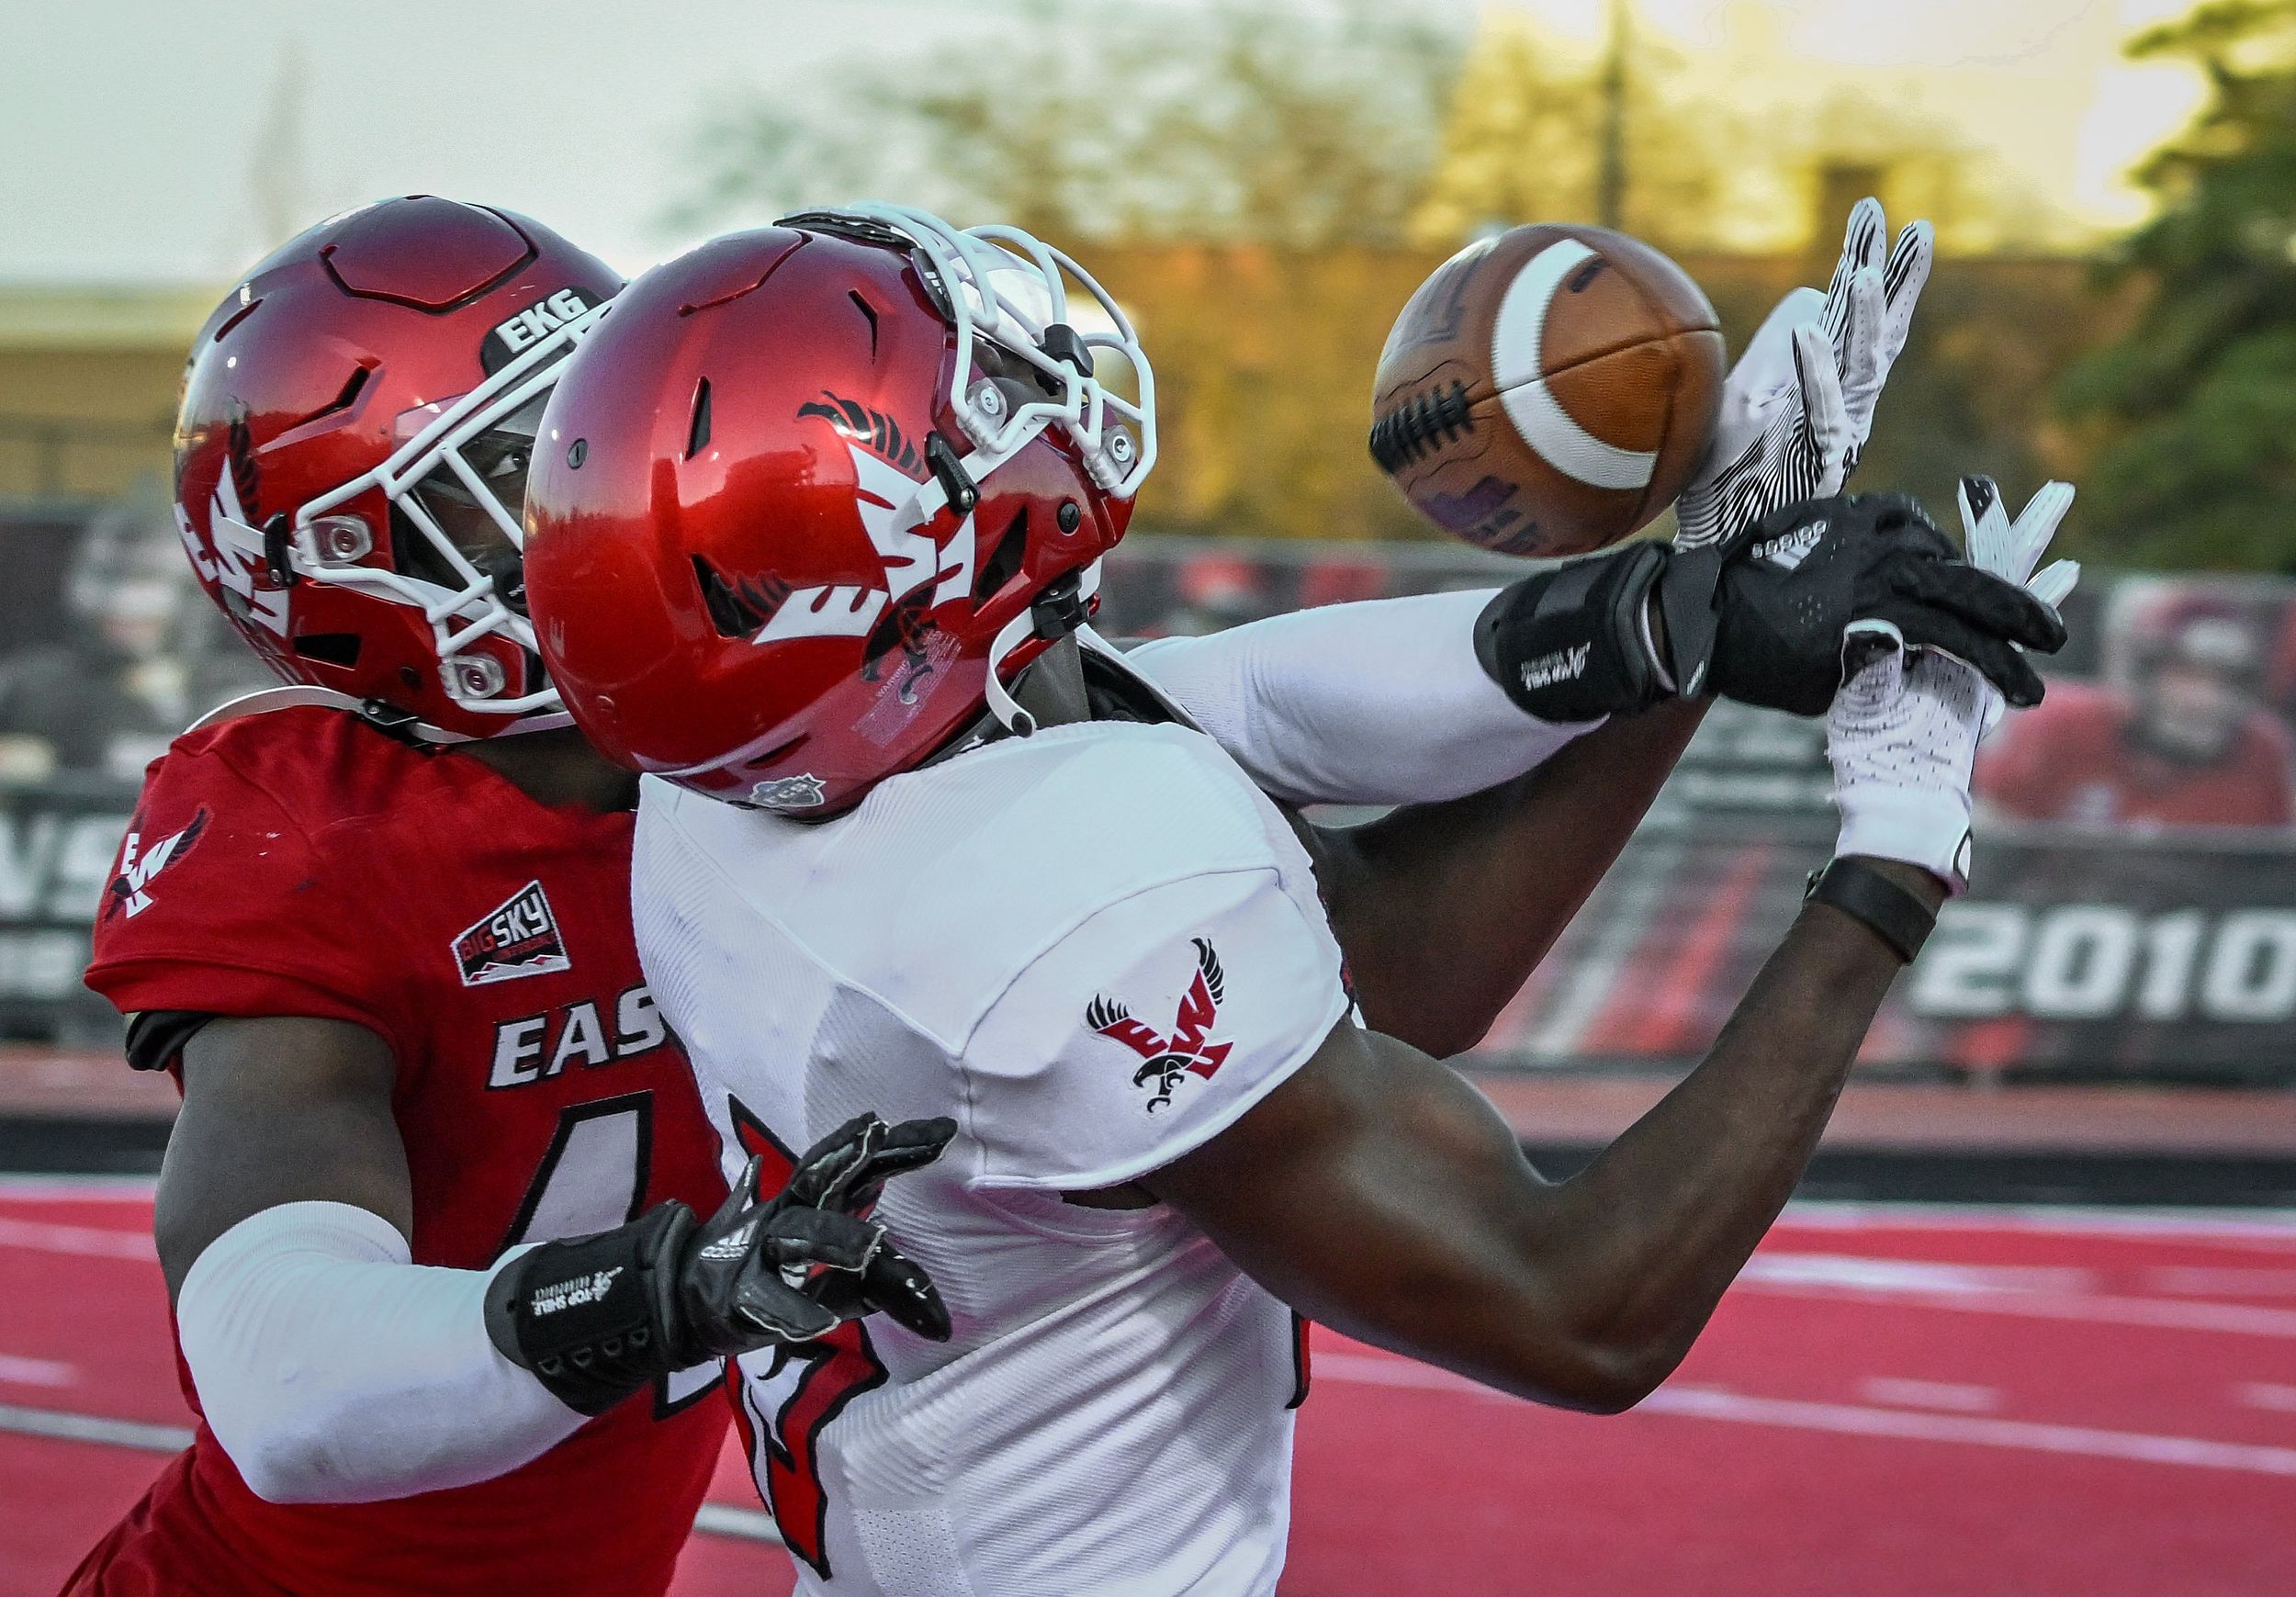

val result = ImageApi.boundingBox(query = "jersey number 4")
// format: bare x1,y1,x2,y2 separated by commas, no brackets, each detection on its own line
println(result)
726,1097,888,1580
501,1092,720,1414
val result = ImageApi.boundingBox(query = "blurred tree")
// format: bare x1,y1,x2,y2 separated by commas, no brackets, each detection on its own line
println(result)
678,0,1461,249
670,0,2106,545
1409,9,1733,253
674,0,1468,540
2061,0,2296,570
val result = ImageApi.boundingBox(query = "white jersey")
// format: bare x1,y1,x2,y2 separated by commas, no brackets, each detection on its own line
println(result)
632,714,1351,1596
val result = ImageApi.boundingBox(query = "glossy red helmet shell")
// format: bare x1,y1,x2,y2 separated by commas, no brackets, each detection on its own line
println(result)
523,207,1155,814
173,195,622,738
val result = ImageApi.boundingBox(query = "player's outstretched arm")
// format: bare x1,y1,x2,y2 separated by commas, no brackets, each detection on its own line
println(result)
1149,864,1931,1411
1120,601,1705,1055
1120,591,1609,811
158,1018,951,1504
1156,476,2075,1411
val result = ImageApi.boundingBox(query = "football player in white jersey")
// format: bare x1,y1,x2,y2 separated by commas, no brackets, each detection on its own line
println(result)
523,206,2074,1594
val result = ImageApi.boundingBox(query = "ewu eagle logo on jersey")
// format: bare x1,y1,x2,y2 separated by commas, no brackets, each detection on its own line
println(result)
1086,938,1233,1113
103,808,208,921
453,881,572,986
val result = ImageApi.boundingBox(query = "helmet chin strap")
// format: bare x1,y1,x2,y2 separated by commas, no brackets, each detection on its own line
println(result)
981,610,1041,737
980,558,1104,739
187,683,571,743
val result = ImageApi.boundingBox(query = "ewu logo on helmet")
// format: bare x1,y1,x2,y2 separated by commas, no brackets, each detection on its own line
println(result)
175,410,293,668
519,206,1154,819
796,393,926,478
709,393,987,720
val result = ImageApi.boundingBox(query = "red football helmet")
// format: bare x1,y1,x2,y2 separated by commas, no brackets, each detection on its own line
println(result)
173,195,622,739
2110,584,2263,691
523,205,1156,814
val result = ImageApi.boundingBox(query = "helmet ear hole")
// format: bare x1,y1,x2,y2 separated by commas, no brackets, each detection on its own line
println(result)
974,509,1030,606
686,378,713,459
291,632,363,669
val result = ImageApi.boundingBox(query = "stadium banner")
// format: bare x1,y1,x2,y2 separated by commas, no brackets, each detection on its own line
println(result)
1470,814,2296,1084
1101,539,2296,1085
0,776,136,1040
1896,831,2296,1083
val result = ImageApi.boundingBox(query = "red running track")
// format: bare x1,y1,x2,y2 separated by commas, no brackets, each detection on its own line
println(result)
3,1183,2294,1596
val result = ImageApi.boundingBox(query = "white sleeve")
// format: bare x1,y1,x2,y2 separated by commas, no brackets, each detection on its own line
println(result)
175,1201,587,1504
1122,588,1604,807
960,867,1351,1191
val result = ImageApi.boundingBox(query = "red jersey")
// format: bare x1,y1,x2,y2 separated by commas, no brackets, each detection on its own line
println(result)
66,705,730,1597
1974,680,2296,830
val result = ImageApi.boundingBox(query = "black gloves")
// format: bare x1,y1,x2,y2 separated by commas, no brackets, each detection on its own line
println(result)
486,1112,955,1415
1704,493,2066,715
1474,492,2068,723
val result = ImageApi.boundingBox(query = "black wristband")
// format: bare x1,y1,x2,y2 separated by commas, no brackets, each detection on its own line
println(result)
484,1203,691,1415
1804,857,1939,964
1472,541,1671,722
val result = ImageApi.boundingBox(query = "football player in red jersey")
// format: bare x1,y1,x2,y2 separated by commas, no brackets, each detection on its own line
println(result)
64,197,960,1597
1976,585,2295,828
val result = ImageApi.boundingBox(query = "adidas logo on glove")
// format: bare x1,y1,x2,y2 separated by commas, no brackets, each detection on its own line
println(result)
1751,519,1829,571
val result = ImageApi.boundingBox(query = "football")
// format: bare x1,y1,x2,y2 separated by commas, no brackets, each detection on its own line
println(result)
1369,224,1727,558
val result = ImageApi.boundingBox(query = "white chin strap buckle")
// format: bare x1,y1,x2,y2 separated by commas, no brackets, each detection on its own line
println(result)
982,610,1040,737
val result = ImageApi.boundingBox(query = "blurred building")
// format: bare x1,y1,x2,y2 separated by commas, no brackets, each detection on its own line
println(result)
0,283,208,502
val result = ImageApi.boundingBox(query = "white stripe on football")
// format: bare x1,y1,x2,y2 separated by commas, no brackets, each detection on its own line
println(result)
1490,240,1660,492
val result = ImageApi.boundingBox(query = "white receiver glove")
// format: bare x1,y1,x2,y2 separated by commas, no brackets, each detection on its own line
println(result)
1826,477,2079,894
1675,199,1934,549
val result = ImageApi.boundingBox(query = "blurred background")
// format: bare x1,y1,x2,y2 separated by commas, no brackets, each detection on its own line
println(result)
8,0,2296,1113
6,5,2296,1593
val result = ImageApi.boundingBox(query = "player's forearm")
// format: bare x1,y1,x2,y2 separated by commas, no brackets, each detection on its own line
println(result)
1318,697,1706,1056
1121,589,1604,808
1522,872,1934,1402
177,1202,587,1504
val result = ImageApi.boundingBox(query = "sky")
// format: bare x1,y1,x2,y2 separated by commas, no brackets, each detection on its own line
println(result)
0,0,2216,285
